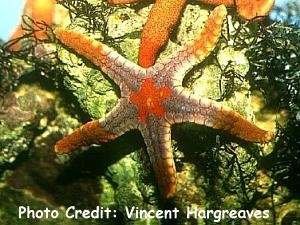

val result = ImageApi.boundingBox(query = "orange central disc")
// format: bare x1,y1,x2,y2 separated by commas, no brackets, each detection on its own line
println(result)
129,78,171,121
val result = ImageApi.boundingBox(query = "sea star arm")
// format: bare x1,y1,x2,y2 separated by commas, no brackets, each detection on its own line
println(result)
163,92,273,143
54,28,146,94
54,119,117,153
107,0,273,68
151,5,226,85
9,0,56,51
106,1,224,69
107,0,140,4
138,0,187,68
235,0,275,20
140,118,176,198
197,0,274,20
100,99,140,136
55,99,139,153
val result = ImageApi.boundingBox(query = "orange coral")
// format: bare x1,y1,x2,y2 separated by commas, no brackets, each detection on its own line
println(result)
8,0,56,51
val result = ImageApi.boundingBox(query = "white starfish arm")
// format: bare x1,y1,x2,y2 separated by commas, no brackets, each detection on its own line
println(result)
140,117,176,198
54,28,146,93
150,5,227,85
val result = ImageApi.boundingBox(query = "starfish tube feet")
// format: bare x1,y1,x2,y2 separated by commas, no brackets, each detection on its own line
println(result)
138,0,186,68
55,120,116,153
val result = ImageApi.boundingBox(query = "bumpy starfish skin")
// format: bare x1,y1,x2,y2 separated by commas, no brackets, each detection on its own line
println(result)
138,0,187,68
199,0,275,20
108,0,139,4
54,5,272,198
107,0,274,68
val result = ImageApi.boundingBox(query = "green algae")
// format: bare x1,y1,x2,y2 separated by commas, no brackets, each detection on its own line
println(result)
0,123,31,166
0,1,299,225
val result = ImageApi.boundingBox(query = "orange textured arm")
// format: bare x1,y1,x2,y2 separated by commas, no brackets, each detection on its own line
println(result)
54,28,146,91
197,0,274,20
55,120,116,153
107,0,140,4
151,4,227,84
197,0,233,6
138,0,187,68
8,0,56,51
212,106,273,143
140,122,176,198
31,0,56,39
235,0,274,20
8,27,24,51
164,94,273,144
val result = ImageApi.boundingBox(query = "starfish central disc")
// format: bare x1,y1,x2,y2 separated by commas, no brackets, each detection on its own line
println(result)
130,78,171,122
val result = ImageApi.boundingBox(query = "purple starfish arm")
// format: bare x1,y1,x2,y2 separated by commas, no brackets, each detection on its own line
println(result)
55,28,146,95
99,99,139,136
163,93,273,143
139,117,176,198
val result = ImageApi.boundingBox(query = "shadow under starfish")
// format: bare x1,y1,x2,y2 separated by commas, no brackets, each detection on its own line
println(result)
54,5,273,199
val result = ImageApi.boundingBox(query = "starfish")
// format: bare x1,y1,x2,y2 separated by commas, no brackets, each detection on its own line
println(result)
107,0,275,68
54,5,272,198
9,0,56,51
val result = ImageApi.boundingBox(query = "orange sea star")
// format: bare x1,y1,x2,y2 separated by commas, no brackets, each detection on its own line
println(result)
54,5,272,198
8,0,56,51
107,0,275,68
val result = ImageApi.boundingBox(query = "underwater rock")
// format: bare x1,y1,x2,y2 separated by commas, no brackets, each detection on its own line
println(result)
57,44,118,119
0,179,106,225
100,151,159,223
0,85,55,167
0,123,31,167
